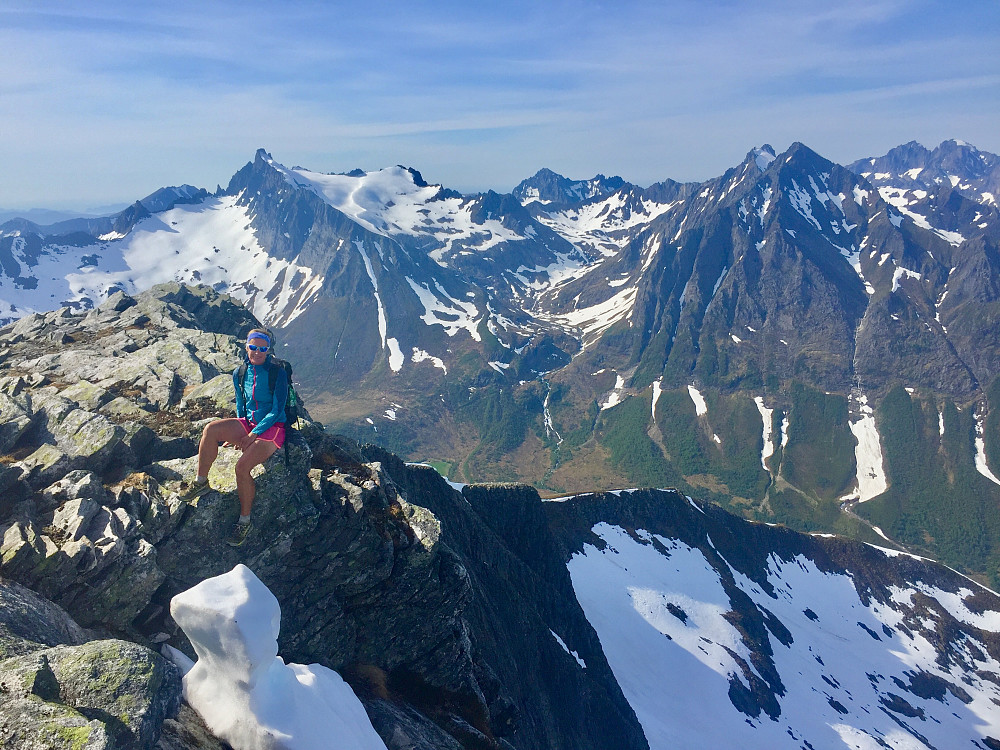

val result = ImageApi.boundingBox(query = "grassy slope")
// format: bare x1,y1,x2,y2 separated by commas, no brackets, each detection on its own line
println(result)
855,385,1000,586
323,372,998,581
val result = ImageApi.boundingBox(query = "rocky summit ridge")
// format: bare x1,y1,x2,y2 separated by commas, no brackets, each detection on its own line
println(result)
1,283,999,749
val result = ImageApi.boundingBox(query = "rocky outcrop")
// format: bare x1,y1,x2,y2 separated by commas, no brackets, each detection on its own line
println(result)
0,577,182,749
368,456,648,750
0,283,646,749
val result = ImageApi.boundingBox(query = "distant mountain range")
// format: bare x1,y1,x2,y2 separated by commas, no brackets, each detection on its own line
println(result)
3,139,1000,583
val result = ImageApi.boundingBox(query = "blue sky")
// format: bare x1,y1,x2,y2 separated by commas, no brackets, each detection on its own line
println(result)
2,0,998,210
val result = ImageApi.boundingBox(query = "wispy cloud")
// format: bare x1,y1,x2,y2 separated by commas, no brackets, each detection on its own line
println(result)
0,0,997,207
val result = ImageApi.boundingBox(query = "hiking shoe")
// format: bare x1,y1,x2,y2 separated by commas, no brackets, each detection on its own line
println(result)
225,521,253,547
178,478,211,506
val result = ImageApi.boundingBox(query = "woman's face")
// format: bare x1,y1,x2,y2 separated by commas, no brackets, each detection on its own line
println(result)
246,335,269,365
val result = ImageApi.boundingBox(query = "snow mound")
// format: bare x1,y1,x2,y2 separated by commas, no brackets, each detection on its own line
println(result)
169,564,387,750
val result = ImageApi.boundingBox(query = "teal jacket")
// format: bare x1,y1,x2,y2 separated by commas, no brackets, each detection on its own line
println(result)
233,359,287,434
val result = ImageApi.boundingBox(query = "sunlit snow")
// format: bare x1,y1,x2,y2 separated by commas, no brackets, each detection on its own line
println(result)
405,277,481,341
974,407,1000,486
265,157,527,263
652,378,663,422
754,397,774,470
687,385,708,417
3,196,326,328
169,565,387,750
878,187,966,246
540,284,638,349
568,523,1000,750
536,193,677,259
841,393,888,503
600,374,626,411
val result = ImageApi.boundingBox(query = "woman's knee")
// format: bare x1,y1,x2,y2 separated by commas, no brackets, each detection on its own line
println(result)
202,419,224,440
204,419,241,443
235,455,260,477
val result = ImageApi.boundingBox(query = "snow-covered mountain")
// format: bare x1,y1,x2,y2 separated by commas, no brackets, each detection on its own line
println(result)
4,141,1000,586
847,140,1000,273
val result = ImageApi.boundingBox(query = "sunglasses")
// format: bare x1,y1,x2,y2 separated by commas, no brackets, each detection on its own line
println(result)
247,344,269,352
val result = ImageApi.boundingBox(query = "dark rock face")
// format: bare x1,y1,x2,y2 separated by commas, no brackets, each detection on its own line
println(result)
512,168,627,206
369,455,649,750
0,577,89,658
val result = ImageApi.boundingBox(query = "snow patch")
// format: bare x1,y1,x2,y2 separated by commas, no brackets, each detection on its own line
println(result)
841,393,888,503
787,179,823,232
387,338,404,373
687,385,708,417
975,407,1000,486
411,348,447,373
711,267,728,298
753,397,774,470
405,277,481,342
754,147,775,172
601,374,627,411
550,630,586,668
542,285,638,349
169,565,387,750
891,266,922,293
354,241,389,348
652,378,663,422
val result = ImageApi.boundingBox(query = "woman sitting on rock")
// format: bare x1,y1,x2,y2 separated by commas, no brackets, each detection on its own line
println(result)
179,327,287,547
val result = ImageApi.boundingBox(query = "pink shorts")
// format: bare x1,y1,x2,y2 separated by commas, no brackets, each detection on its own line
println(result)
238,418,286,448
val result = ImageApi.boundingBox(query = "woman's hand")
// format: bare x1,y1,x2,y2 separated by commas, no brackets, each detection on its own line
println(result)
237,433,259,452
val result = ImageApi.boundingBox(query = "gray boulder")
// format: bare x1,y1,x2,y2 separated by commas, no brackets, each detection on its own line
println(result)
0,639,182,749
0,577,88,658
0,391,34,453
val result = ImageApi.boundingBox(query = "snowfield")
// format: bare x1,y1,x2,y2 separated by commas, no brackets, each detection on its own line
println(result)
568,523,1000,750
0,195,325,327
267,157,529,264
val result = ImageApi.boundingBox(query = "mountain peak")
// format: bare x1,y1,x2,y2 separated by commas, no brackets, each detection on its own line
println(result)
767,142,836,177
512,169,627,206
400,166,429,188
748,144,776,172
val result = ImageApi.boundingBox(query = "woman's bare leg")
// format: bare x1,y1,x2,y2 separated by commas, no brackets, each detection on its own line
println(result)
197,419,247,478
234,439,279,516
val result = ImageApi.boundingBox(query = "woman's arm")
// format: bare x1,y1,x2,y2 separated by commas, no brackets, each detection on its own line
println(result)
249,365,288,434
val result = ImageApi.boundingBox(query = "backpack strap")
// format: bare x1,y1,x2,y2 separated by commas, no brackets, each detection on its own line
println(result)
242,358,293,466
237,360,281,417
266,359,292,468
236,362,249,415
266,360,280,398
